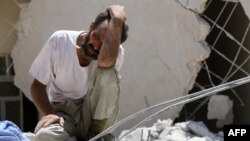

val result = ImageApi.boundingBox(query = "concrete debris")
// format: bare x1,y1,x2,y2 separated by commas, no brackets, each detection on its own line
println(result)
216,109,233,128
186,121,220,140
207,95,234,128
119,119,223,141
178,0,208,13
207,95,233,125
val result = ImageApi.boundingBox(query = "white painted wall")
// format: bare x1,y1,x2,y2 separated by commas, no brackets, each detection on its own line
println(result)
11,0,210,126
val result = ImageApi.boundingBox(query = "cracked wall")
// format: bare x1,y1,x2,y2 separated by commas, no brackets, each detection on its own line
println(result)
0,0,31,54
11,0,211,124
0,0,32,130
176,0,250,132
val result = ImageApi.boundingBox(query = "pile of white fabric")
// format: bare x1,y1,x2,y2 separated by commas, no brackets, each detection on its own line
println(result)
118,119,223,141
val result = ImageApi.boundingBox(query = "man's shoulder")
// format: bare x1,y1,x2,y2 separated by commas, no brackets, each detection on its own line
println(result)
119,45,125,55
51,30,81,37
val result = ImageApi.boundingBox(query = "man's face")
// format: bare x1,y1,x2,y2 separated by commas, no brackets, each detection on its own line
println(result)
81,20,108,60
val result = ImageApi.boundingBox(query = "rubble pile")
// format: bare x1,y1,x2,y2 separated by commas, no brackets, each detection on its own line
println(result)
119,119,223,141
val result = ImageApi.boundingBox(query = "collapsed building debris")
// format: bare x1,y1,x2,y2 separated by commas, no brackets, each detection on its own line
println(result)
118,119,223,141
207,95,233,128
89,75,250,140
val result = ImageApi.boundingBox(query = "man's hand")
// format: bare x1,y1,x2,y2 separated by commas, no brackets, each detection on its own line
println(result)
34,114,64,133
31,79,63,133
107,5,126,22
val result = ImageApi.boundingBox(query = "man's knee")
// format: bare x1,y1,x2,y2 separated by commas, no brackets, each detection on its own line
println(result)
94,67,121,99
89,68,120,120
96,67,120,86
35,124,76,141
93,67,121,97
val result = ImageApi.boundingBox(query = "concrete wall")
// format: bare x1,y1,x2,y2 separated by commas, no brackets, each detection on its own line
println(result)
0,0,31,130
0,0,30,55
11,0,210,126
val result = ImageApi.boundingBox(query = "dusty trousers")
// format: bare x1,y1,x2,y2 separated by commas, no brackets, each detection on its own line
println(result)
34,67,121,141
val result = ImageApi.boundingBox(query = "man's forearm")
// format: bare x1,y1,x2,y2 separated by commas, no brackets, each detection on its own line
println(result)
31,79,56,116
98,5,126,68
98,18,123,67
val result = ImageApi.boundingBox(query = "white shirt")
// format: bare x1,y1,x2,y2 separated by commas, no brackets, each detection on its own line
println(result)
29,30,124,102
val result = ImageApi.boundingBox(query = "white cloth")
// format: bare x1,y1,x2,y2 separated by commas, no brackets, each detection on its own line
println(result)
29,30,124,102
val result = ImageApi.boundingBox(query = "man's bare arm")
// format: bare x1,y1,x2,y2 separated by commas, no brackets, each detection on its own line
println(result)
31,79,64,133
31,79,55,115
98,5,126,68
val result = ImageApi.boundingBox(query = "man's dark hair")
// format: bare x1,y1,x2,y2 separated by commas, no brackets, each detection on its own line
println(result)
93,11,129,44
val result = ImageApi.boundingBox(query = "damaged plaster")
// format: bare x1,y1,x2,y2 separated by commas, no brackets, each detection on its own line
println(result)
11,0,211,124
178,0,208,13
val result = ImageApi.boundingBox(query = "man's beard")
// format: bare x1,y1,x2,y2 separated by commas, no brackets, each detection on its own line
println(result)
80,33,99,60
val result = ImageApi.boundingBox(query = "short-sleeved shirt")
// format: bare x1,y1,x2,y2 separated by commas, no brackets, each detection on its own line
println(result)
29,30,124,102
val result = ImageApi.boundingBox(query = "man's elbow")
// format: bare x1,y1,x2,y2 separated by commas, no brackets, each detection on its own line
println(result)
98,59,116,68
30,79,46,95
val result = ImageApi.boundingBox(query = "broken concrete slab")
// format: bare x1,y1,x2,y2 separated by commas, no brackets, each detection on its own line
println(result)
207,95,233,120
207,95,234,128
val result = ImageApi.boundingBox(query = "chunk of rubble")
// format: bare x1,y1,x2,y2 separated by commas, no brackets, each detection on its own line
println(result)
118,119,223,141
207,95,233,120
207,95,233,128
186,121,222,141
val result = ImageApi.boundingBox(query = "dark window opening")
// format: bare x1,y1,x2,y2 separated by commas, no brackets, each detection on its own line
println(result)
176,0,250,132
